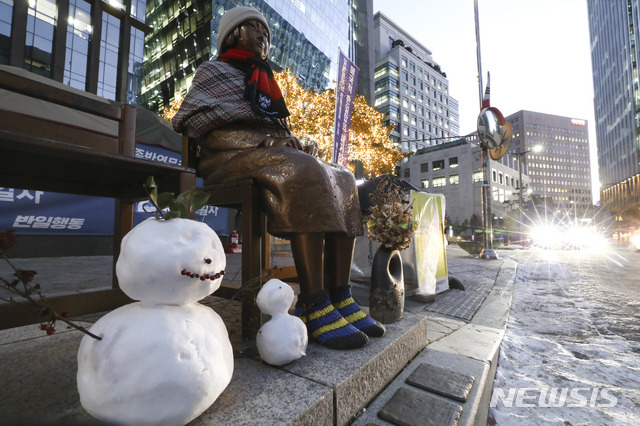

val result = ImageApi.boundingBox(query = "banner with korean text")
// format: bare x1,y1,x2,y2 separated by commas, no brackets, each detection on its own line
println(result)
332,50,359,167
0,143,229,236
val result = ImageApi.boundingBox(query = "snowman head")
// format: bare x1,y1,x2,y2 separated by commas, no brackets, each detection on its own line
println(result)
116,218,226,305
256,279,295,316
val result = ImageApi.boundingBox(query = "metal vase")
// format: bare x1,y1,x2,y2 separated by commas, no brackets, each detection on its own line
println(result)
369,246,404,323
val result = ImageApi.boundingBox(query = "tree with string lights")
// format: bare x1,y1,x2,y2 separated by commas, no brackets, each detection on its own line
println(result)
162,69,405,177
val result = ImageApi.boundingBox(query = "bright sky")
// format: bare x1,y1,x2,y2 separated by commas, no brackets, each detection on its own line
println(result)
373,0,599,201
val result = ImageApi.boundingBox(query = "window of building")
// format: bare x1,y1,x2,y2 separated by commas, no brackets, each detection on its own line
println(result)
403,112,409,122
97,12,121,100
449,174,459,185
449,157,458,168
473,171,483,182
127,26,145,104
433,177,446,187
64,0,92,91
24,0,57,77
499,173,503,184
421,179,430,188
492,170,497,182
375,93,389,106
404,168,410,178
433,159,445,170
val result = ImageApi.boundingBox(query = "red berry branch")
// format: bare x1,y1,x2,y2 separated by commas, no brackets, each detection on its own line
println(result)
0,230,102,340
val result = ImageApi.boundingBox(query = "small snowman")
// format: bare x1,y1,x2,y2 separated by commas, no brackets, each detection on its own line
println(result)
256,279,307,366
77,217,234,425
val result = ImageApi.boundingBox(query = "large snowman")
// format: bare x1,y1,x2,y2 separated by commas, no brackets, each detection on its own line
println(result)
77,217,234,425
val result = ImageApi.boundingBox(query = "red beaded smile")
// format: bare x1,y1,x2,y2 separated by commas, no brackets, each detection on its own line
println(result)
180,258,224,281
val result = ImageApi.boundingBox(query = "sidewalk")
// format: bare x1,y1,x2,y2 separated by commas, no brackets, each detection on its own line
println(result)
0,244,517,425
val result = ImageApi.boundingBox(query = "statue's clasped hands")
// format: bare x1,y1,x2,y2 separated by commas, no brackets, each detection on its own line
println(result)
261,135,318,157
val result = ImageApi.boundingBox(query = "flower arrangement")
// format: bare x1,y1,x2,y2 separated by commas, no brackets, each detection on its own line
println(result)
364,177,414,250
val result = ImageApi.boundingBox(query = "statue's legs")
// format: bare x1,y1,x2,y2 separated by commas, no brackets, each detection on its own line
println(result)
289,232,324,295
290,232,368,349
291,233,384,348
323,233,355,290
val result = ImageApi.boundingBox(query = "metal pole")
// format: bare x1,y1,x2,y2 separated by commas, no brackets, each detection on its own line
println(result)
518,154,524,244
475,0,496,259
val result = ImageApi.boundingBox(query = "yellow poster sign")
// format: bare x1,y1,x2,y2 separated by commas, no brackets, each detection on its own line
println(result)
411,191,449,297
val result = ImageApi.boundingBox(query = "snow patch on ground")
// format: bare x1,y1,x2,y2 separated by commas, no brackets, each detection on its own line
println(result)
489,262,640,425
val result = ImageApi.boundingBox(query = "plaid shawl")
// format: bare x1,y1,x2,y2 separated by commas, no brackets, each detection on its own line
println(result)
172,60,288,138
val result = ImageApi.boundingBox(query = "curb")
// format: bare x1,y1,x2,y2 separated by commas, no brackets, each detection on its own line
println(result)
352,257,518,426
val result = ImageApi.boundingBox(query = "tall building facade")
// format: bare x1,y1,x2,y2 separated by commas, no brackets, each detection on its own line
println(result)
142,0,351,114
371,12,460,154
588,0,640,217
1,0,148,104
397,110,591,224
397,135,529,225
350,0,374,102
513,110,592,214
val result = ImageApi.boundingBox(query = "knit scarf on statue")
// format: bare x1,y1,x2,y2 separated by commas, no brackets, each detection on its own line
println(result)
218,48,290,132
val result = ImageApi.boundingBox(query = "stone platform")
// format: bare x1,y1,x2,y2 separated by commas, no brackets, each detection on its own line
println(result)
0,244,518,425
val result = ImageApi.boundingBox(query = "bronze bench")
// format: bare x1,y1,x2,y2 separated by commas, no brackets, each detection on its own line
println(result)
182,136,297,339
0,66,195,329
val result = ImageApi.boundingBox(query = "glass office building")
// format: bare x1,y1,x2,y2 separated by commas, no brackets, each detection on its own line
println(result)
1,0,148,105
142,0,350,114
588,0,640,213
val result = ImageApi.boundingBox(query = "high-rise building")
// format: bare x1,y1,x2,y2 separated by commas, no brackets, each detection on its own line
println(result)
350,0,374,102
141,0,351,114
370,12,460,154
512,110,592,214
1,0,148,104
587,0,640,217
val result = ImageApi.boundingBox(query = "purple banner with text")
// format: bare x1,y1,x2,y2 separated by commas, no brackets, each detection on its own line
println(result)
332,51,359,167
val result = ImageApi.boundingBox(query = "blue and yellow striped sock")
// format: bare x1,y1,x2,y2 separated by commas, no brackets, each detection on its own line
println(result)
295,290,368,350
330,285,386,338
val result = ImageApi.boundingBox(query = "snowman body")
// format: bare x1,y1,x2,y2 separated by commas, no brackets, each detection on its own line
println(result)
256,279,307,366
77,218,234,425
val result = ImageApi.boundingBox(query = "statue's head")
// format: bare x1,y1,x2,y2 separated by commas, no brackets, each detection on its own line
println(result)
217,6,270,59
